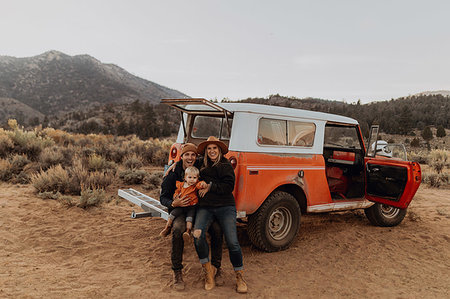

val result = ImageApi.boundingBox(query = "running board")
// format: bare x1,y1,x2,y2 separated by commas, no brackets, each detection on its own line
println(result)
307,200,374,213
118,188,169,220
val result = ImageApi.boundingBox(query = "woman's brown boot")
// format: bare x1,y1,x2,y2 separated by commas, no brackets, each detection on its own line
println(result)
202,262,216,290
235,270,248,293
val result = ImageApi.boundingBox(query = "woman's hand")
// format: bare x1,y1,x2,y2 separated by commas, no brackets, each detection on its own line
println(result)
172,195,190,207
198,183,211,198
163,163,177,178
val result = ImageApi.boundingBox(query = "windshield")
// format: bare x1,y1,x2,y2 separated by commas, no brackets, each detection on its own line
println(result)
324,125,361,149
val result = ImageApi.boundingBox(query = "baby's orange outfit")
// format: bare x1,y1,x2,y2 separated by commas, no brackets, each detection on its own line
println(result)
173,181,205,206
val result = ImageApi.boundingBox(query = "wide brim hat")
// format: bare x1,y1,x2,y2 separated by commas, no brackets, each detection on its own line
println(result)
197,136,228,155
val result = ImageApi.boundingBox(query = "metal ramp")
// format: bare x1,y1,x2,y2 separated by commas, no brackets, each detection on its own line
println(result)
118,188,168,220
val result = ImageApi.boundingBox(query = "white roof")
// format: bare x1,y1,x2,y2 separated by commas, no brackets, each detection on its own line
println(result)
213,102,358,125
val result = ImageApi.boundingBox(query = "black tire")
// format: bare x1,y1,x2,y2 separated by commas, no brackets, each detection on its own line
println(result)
364,203,407,227
247,191,301,252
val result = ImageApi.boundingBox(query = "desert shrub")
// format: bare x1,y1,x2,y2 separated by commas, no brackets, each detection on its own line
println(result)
67,158,90,194
143,171,163,190
408,150,428,164
422,171,449,188
7,126,54,160
428,150,449,174
31,164,70,193
87,153,108,171
11,171,33,184
123,153,144,170
152,149,168,166
9,154,30,173
67,157,114,194
0,131,14,158
410,138,420,147
0,159,13,181
78,187,105,209
40,128,74,146
119,169,148,184
105,143,128,163
86,171,114,190
38,146,66,170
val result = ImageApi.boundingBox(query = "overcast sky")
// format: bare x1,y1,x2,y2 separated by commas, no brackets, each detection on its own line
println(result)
1,0,449,103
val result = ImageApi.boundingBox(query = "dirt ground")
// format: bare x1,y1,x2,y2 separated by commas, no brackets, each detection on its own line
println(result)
1,183,449,298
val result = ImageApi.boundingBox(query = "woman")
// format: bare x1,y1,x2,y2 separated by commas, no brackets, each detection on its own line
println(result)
193,136,248,293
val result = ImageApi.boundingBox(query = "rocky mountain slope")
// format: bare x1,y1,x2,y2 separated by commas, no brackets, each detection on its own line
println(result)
0,50,187,122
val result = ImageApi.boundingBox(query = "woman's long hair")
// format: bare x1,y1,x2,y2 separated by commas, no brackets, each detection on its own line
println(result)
202,146,223,169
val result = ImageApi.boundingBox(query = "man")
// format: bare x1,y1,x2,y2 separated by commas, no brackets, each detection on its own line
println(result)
160,143,224,290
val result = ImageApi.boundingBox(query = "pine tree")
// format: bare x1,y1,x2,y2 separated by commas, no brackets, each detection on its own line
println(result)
421,126,433,142
436,125,446,138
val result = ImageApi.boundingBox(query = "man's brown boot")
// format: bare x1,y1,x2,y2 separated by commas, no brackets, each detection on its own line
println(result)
202,262,216,291
173,270,185,291
235,270,248,293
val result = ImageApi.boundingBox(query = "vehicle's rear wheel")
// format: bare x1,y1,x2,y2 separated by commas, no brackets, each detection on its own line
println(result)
364,203,407,227
247,191,301,252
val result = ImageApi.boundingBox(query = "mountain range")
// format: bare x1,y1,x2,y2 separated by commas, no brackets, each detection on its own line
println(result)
0,51,448,138
0,50,187,123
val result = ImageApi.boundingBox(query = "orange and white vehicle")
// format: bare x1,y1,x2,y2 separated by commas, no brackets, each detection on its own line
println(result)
119,98,421,252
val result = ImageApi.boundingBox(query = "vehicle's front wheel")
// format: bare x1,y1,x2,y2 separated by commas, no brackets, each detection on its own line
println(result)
364,203,407,227
247,191,301,252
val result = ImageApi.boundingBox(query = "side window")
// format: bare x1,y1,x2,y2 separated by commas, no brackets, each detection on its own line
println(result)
288,121,315,147
258,118,315,147
258,118,286,145
324,125,361,149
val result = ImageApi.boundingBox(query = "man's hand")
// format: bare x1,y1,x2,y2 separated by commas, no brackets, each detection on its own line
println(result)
198,181,208,189
172,194,190,207
198,183,211,198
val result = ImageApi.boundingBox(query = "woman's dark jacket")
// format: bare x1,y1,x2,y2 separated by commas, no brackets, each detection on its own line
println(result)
198,157,236,207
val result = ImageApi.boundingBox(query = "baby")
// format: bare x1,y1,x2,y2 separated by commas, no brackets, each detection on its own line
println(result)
160,166,207,240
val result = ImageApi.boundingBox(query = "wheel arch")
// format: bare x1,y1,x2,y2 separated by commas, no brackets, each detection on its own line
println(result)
273,184,308,215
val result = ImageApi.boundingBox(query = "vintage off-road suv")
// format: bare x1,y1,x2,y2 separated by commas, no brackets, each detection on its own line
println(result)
119,98,421,252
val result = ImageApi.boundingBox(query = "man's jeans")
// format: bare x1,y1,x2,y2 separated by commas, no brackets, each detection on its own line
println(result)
171,214,223,271
194,206,243,271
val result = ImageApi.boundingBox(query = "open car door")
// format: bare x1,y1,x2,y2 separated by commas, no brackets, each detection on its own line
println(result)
364,126,421,209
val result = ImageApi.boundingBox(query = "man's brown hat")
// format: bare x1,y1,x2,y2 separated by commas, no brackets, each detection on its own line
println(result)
197,136,228,155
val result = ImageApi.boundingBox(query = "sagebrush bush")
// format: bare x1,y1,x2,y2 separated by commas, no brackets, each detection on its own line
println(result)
78,187,105,209
428,150,449,174
7,126,54,160
0,159,13,181
40,128,74,146
9,154,30,173
119,169,148,184
67,158,114,194
152,149,168,166
31,164,70,193
0,131,14,158
38,146,66,170
87,154,108,171
123,153,143,170
143,171,163,190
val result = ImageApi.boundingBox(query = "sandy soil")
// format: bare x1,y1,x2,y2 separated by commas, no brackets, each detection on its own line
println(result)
1,183,449,298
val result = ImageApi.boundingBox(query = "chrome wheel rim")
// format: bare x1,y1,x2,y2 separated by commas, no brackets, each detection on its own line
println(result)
380,204,400,218
268,207,292,240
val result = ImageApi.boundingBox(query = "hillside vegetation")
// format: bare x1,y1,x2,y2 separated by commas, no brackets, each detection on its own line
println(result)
0,51,187,123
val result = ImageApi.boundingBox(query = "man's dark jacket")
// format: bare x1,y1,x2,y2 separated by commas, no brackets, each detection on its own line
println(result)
160,161,185,211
